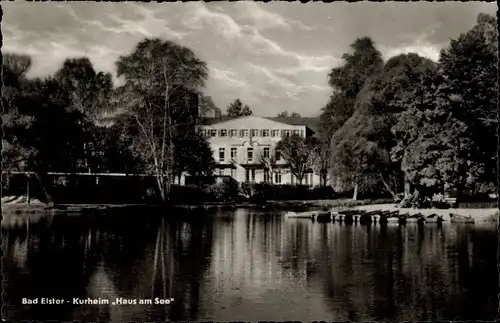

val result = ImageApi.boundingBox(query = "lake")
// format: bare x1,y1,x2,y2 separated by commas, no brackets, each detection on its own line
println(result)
2,207,498,321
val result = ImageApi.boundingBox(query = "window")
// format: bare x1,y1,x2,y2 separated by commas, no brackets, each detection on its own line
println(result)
300,130,305,137
275,149,281,161
245,169,250,182
229,129,238,137
210,129,217,137
274,171,282,184
247,148,253,162
264,170,271,183
230,147,237,159
281,130,291,137
262,129,270,137
251,169,255,182
293,130,300,136
250,129,258,137
219,148,225,162
305,174,309,185
220,129,228,137
272,129,280,137
231,168,237,179
263,147,270,158
241,129,249,137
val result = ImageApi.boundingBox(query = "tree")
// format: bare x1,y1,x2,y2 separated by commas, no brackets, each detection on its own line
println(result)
392,13,498,197
277,111,301,118
226,98,253,117
437,13,498,193
2,53,87,205
172,129,215,182
328,53,436,200
319,37,384,139
258,150,278,184
199,95,221,120
311,137,333,187
276,134,316,184
114,38,209,203
54,57,114,173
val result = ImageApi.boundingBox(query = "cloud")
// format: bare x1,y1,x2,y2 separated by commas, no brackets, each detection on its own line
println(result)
209,66,248,88
2,1,494,117
246,62,330,100
182,3,244,40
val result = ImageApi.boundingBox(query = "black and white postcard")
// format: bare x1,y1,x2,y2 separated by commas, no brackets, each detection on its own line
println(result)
2,1,498,322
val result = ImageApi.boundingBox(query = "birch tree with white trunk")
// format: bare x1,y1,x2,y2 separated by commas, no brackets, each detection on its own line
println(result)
114,38,209,203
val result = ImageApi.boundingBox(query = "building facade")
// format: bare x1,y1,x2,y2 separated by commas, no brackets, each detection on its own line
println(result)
199,115,321,186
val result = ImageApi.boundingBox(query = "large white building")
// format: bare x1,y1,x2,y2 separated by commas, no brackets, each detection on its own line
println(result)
198,115,321,186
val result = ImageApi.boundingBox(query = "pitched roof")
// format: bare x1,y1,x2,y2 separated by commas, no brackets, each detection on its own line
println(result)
200,115,321,132
199,115,241,125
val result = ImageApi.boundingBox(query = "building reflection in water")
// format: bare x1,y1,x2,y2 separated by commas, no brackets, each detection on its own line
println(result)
2,208,498,322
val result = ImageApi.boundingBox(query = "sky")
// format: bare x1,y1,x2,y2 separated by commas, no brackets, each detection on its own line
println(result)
2,2,497,117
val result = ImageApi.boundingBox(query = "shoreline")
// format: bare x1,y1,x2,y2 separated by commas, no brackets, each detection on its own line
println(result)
353,204,499,221
1,199,497,216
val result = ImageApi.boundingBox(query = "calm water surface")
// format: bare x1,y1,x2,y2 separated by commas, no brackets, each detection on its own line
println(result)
2,207,498,321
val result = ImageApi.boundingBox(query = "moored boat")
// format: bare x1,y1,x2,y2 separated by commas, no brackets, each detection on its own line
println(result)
284,211,315,219
406,213,423,223
425,213,444,223
450,213,475,223
316,212,332,222
386,217,400,223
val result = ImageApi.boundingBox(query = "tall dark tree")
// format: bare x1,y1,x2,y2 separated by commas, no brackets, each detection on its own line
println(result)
172,130,215,182
319,37,384,139
330,53,436,200
392,13,498,196
54,57,114,172
2,53,86,204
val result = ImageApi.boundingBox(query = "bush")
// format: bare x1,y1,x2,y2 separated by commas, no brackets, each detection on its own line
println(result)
311,186,336,199
204,180,239,202
250,183,310,200
170,184,208,204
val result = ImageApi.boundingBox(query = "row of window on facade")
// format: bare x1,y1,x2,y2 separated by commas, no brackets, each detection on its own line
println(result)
218,147,279,162
215,168,314,185
201,128,304,138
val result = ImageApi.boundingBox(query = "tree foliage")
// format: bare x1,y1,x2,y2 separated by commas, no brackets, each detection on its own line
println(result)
391,13,498,195
2,53,87,203
113,38,211,202
226,98,253,117
276,111,301,118
276,134,317,184
319,37,384,139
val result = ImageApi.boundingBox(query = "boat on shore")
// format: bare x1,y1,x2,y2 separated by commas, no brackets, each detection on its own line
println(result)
406,213,423,223
450,213,475,223
425,213,444,223
284,211,316,219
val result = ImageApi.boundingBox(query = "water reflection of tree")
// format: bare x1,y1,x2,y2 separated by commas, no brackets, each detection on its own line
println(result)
276,221,498,321
2,214,104,321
